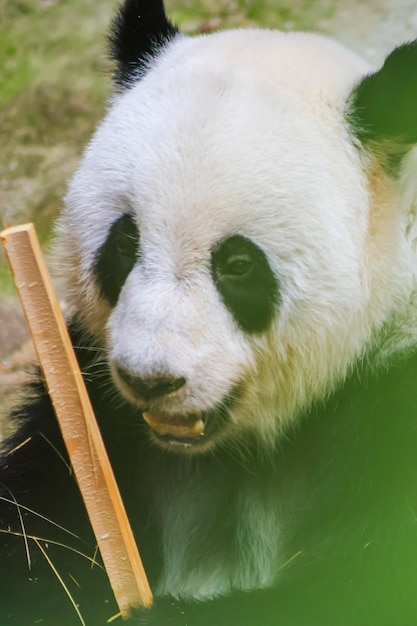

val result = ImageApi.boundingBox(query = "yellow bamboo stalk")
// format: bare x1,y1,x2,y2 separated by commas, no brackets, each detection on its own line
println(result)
1,223,153,618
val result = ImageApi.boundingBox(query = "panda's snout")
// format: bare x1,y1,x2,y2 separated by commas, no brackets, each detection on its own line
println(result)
115,365,186,400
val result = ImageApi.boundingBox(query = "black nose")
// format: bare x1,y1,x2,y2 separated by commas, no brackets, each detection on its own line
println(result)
116,367,186,400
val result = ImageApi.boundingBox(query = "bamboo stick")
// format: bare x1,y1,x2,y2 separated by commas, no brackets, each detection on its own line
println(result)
1,223,153,618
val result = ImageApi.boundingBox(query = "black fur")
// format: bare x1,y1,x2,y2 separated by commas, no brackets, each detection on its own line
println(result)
1,321,417,624
350,41,417,147
95,213,140,306
109,0,179,87
0,322,157,624
211,235,280,334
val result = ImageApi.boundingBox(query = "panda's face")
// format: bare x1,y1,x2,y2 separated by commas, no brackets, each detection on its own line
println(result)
58,30,403,452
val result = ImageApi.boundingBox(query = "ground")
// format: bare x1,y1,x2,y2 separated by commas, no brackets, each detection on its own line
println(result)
1,0,417,430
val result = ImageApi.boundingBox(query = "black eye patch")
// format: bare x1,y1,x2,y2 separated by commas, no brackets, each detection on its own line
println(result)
94,213,140,306
211,235,279,334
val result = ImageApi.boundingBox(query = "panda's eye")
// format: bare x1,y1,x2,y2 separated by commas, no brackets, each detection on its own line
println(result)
113,230,138,258
221,253,253,278
211,235,279,334
94,213,140,306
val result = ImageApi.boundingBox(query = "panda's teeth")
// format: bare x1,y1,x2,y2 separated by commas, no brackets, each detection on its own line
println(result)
142,412,205,438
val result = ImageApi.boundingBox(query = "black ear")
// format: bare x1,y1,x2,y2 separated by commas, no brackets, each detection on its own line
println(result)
350,40,417,150
109,0,180,88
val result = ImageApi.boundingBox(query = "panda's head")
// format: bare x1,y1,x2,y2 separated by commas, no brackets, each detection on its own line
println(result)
56,0,417,452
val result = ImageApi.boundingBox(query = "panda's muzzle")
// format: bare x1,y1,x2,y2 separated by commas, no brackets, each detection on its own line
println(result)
113,364,239,449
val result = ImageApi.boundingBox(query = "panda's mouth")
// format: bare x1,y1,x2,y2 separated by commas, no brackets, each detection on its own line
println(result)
140,392,238,450
142,411,206,446
111,362,241,450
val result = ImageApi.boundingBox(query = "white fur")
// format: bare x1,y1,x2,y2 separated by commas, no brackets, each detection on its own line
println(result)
56,28,417,452
153,469,281,599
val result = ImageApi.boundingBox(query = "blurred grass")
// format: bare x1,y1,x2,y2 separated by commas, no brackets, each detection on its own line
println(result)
0,0,116,293
0,0,333,295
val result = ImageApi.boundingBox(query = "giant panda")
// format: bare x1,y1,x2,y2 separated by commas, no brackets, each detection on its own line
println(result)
1,0,417,624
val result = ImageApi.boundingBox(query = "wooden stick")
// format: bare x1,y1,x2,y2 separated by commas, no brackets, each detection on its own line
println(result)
1,223,153,617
